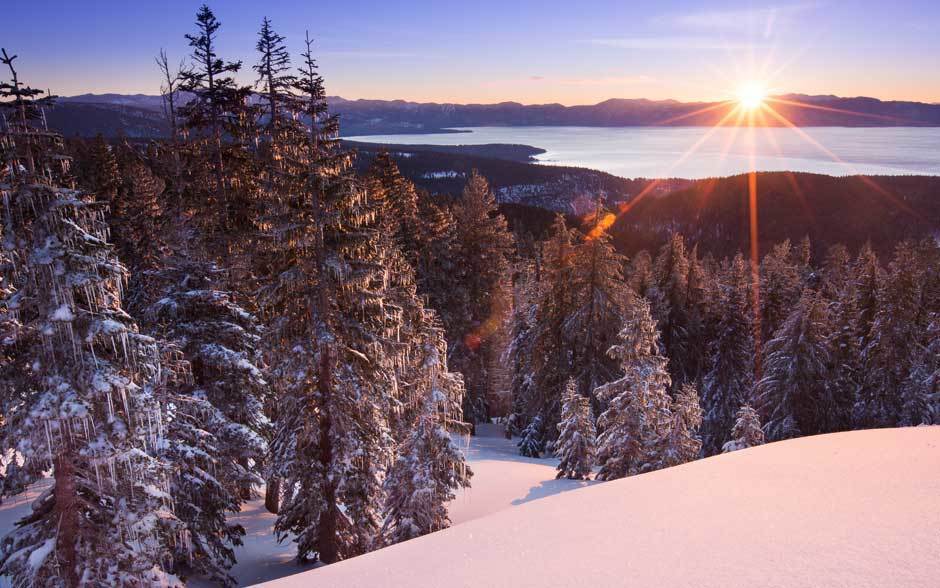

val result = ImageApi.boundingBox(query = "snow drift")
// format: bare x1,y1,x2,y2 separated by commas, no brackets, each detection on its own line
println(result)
260,427,940,587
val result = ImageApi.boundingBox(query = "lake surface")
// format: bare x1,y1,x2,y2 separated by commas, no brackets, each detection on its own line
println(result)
346,126,940,179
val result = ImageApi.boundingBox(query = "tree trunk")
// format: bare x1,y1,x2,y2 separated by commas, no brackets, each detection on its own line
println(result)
53,454,80,588
315,345,340,564
264,477,280,514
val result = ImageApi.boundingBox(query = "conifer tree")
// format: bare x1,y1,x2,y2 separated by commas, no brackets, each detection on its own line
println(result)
380,328,472,545
759,240,803,344
721,405,765,453
659,383,703,468
594,296,672,480
858,242,927,427
448,171,514,423
0,54,179,586
821,246,861,432
521,216,628,441
700,254,754,456
554,380,596,480
369,152,422,264
898,317,938,426
517,415,545,458
259,32,401,565
651,233,692,388
755,289,831,441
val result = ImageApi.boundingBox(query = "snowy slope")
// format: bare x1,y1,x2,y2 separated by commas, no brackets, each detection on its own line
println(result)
215,424,585,586
260,427,940,588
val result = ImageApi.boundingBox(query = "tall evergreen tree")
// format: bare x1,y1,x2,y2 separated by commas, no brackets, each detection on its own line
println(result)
700,254,755,456
0,56,179,586
651,233,692,389
659,383,703,468
380,326,472,545
448,171,514,423
858,242,927,427
554,379,596,480
594,296,673,481
755,289,832,441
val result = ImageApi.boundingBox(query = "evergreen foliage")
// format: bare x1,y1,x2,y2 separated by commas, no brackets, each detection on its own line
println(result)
554,380,596,480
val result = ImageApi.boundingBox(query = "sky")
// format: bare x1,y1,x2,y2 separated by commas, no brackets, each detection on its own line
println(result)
3,0,939,105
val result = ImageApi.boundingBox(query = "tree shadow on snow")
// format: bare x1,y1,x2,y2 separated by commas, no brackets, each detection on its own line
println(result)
511,478,595,506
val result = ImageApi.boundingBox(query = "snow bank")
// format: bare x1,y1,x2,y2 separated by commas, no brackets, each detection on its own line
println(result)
260,427,940,588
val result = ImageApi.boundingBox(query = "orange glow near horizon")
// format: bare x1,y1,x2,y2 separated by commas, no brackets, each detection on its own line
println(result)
579,56,925,374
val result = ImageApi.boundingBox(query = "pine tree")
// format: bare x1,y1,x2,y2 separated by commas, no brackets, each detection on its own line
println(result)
759,240,803,345
369,152,422,264
700,254,754,456
755,289,831,441
260,32,398,565
520,216,629,443
517,415,545,458
858,242,927,427
253,17,295,137
448,171,514,423
651,233,691,389
659,383,703,468
721,405,765,452
898,317,939,426
821,246,861,432
554,380,596,480
380,328,472,545
594,296,673,481
0,54,179,586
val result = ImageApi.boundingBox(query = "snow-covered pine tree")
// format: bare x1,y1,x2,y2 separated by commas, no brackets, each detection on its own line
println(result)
369,152,422,266
594,295,673,481
858,242,927,427
681,246,713,387
448,171,515,424
700,254,754,456
554,379,596,480
651,233,691,389
659,383,702,468
260,32,396,565
759,240,803,345
564,216,630,403
178,4,255,225
899,317,939,426
521,215,629,443
517,415,545,458
820,245,861,433
722,404,765,452
755,289,832,441
380,318,472,545
0,52,179,586
524,216,576,436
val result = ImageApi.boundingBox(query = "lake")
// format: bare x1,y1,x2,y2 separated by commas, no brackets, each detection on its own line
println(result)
345,126,940,179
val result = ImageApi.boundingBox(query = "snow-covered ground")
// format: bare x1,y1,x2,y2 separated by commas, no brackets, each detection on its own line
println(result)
261,426,940,588
1,424,586,587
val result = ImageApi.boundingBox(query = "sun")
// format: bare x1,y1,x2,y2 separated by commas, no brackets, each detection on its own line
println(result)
736,82,767,111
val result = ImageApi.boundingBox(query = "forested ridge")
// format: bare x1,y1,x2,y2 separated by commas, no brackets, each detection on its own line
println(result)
1,5,939,587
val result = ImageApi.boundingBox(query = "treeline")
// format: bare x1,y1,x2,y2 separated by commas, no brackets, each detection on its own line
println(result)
0,6,519,586
508,222,940,479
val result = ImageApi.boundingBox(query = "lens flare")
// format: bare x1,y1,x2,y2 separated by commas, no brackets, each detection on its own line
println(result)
736,82,767,111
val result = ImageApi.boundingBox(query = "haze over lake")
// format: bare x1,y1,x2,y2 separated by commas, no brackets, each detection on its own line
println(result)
346,126,940,179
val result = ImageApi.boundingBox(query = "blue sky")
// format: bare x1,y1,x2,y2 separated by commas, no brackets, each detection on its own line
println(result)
4,1,939,104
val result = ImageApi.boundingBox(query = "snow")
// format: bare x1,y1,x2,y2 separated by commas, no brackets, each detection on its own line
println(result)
27,539,54,570
259,426,940,588
5,426,936,587
51,304,73,321
186,423,584,586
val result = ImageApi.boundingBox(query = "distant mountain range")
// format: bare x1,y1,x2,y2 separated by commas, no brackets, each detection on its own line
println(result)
48,93,940,138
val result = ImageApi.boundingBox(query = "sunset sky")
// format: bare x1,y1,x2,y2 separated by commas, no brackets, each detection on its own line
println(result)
5,0,940,105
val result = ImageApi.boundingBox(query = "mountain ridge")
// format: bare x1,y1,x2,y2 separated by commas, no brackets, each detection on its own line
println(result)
49,92,940,138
